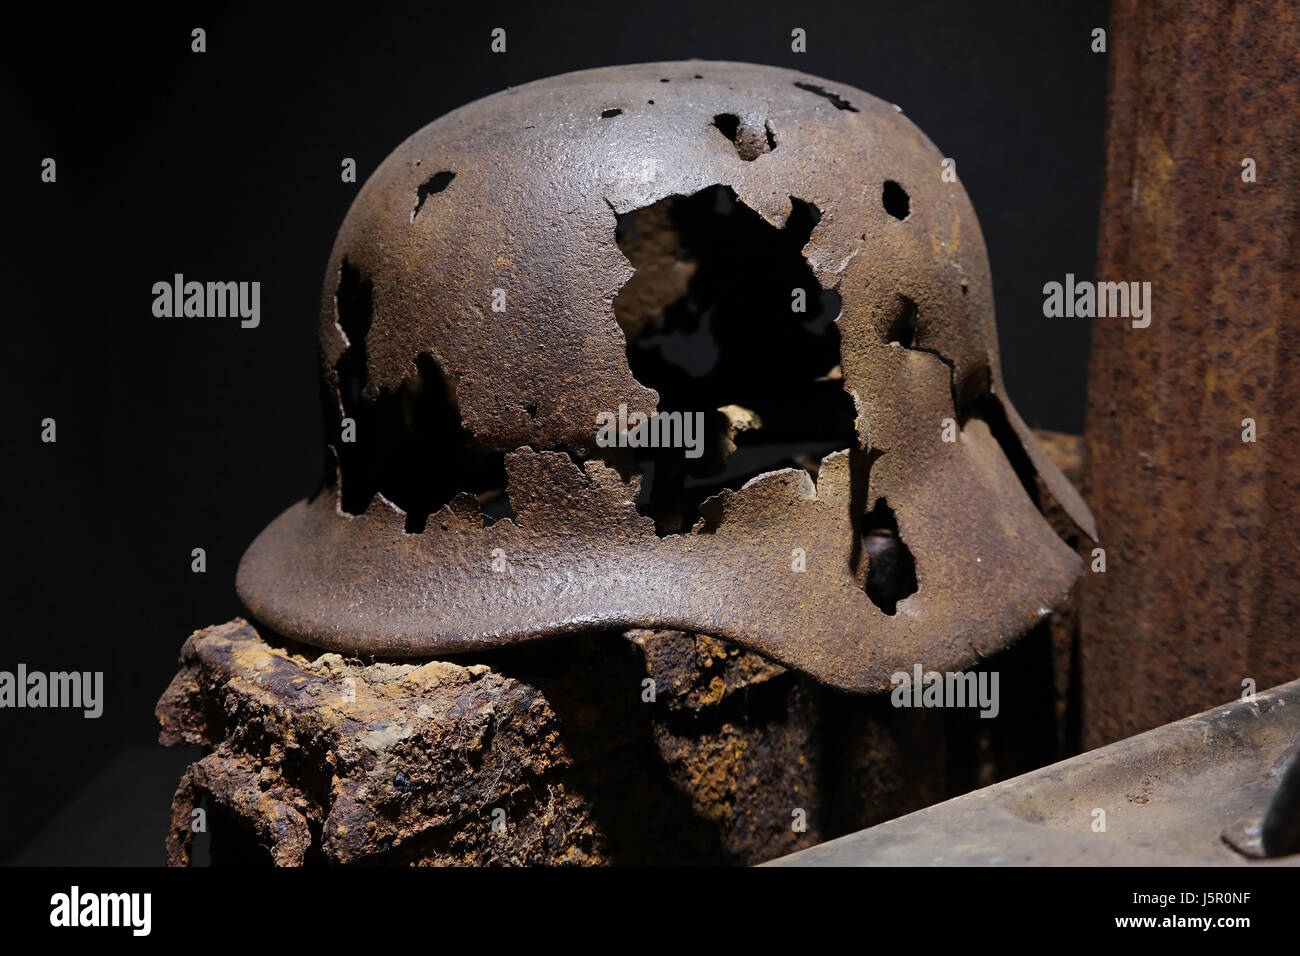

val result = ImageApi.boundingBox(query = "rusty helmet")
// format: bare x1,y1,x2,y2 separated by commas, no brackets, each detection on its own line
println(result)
236,60,1095,693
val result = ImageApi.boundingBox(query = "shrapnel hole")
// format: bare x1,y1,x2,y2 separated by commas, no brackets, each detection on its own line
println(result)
888,296,920,348
860,498,917,614
886,294,960,411
411,170,455,222
713,113,740,141
711,113,775,162
882,180,910,220
332,262,510,532
613,185,857,535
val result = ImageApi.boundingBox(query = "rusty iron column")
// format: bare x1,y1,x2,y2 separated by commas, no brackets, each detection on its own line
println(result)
1082,0,1300,747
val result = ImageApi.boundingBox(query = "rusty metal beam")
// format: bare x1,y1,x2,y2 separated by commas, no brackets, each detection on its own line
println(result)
1081,1,1300,747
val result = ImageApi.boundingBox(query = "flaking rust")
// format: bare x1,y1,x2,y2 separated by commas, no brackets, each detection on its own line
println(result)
235,60,1095,693
158,607,1076,866
158,620,831,865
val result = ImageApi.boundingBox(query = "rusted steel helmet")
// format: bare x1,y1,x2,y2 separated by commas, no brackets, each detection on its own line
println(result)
237,60,1096,693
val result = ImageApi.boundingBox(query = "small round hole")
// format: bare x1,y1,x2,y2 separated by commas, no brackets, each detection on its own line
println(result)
882,180,910,220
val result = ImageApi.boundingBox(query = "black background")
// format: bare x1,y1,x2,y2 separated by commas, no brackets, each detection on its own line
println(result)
4,0,1108,863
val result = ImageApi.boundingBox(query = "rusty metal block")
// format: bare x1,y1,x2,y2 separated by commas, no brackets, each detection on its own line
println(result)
157,620,821,864
157,612,1073,865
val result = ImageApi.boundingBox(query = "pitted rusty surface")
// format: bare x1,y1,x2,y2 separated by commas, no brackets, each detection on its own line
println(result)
1082,4,1300,745
158,619,828,864
237,60,1095,693
160,620,592,865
